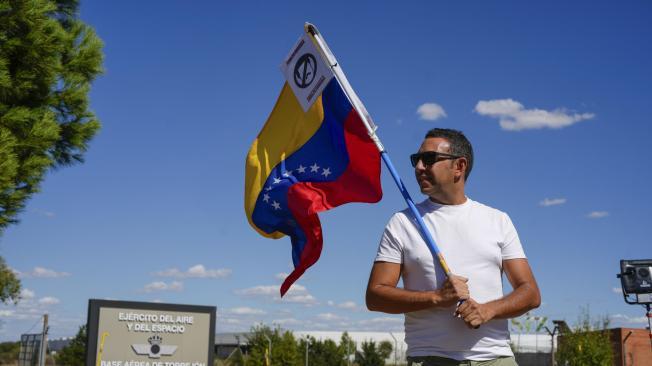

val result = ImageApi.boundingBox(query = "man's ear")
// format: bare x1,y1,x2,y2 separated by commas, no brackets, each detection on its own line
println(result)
455,158,468,180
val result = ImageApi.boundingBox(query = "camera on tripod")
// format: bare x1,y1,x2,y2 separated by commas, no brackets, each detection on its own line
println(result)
617,259,652,304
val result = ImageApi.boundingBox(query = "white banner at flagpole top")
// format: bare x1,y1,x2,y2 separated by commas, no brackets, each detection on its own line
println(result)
280,33,334,112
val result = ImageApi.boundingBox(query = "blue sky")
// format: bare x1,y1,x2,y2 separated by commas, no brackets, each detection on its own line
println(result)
1,0,651,341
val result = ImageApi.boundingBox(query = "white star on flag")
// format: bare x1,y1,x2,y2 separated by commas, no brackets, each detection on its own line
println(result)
310,163,320,172
297,165,306,173
263,193,270,202
265,186,272,191
272,201,281,210
322,167,331,177
283,170,293,177
273,177,282,184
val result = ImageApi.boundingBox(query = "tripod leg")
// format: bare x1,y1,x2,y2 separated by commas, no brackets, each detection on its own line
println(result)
647,304,652,352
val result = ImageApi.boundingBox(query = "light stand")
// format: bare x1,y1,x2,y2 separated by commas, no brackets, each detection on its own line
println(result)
544,320,569,366
616,259,652,350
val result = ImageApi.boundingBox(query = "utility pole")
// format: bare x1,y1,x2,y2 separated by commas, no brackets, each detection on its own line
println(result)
622,330,633,366
39,314,49,366
389,332,398,366
545,321,564,366
543,325,556,366
347,338,351,366
263,334,272,365
304,336,309,366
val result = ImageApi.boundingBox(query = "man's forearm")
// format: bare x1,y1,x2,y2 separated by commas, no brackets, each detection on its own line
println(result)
485,281,540,319
366,285,442,314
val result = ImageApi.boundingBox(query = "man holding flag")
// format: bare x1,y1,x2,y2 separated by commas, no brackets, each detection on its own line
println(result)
245,24,539,365
366,128,541,365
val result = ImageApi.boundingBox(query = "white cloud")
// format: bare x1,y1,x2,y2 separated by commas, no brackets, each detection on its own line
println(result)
235,285,278,297
612,287,622,294
357,317,403,326
356,316,403,331
328,300,360,311
417,103,447,121
0,296,42,320
143,281,184,292
610,314,647,324
153,264,231,279
336,301,358,310
226,307,266,316
539,198,567,207
38,297,60,306
235,284,318,305
272,318,302,326
284,294,318,305
275,272,289,281
587,211,609,219
32,209,55,218
475,99,594,131
317,313,344,321
19,267,70,278
20,289,35,300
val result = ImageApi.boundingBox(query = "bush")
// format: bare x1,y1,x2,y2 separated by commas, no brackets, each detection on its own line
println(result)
556,309,613,366
0,341,20,365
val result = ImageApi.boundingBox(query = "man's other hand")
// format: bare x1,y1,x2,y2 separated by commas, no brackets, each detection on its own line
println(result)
456,299,495,328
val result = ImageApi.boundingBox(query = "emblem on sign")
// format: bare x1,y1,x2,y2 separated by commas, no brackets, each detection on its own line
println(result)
131,334,177,358
293,53,317,88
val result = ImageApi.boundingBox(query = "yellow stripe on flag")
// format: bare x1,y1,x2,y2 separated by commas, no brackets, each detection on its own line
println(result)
244,82,324,238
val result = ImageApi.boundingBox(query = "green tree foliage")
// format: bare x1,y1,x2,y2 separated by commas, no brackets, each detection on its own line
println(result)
299,336,347,366
355,340,392,366
378,340,393,360
510,311,548,334
0,0,103,303
0,257,20,304
275,331,301,366
555,309,613,366
0,341,20,365
338,331,356,364
245,324,301,366
233,327,361,366
55,325,86,366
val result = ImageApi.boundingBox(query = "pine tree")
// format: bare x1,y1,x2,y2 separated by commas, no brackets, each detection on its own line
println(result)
55,325,87,366
0,0,103,303
355,340,391,366
338,332,356,365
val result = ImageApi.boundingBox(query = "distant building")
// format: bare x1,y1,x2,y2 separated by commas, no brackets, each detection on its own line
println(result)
214,332,251,360
47,338,73,354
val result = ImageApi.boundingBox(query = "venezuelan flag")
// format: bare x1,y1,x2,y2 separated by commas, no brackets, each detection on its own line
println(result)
245,78,382,296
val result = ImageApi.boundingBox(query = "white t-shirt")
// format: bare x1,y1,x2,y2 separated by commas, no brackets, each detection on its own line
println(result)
375,197,526,361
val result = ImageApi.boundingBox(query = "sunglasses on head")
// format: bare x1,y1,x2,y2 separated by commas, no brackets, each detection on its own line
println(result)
410,151,461,167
